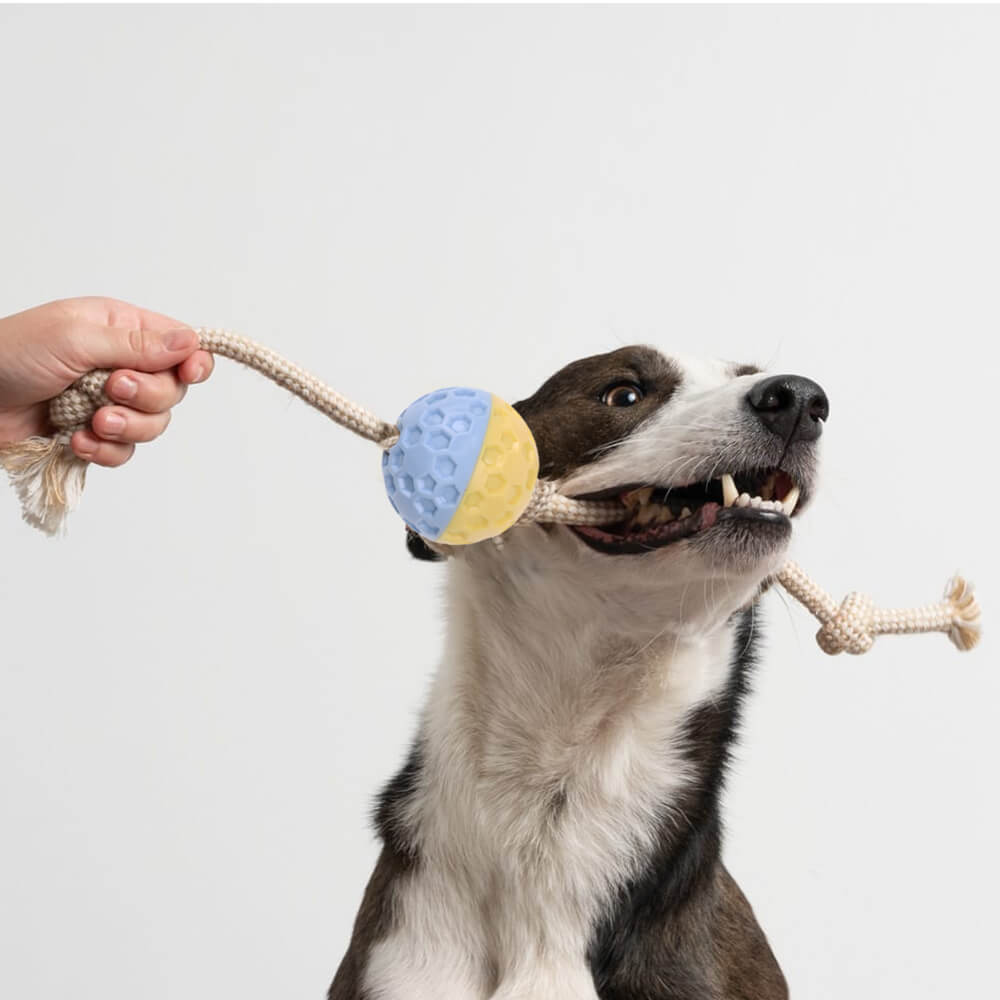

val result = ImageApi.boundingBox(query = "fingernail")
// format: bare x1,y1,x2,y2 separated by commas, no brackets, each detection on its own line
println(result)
166,328,196,351
112,375,138,401
103,412,126,435
191,364,206,383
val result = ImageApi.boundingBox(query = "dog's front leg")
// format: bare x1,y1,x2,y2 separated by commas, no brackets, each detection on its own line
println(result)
360,865,492,1000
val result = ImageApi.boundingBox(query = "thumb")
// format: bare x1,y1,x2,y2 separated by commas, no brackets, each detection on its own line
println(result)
68,324,200,374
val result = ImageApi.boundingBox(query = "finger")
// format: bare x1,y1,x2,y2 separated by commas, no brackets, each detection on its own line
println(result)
66,322,201,375
105,369,187,413
72,297,188,336
92,406,171,445
177,350,214,385
71,430,136,468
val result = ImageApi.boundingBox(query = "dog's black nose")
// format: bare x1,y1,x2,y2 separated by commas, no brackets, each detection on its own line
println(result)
746,375,829,443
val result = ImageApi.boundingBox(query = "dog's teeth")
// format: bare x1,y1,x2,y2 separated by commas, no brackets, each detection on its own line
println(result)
680,506,693,519
782,485,800,517
721,473,738,507
636,502,660,525
772,500,784,514
749,496,762,509
736,493,751,508
622,486,654,509
656,506,675,523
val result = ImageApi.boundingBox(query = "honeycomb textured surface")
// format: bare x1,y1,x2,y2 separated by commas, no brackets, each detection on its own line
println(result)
438,396,538,544
382,387,493,539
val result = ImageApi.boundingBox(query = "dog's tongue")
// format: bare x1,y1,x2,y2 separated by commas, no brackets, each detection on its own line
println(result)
698,503,719,530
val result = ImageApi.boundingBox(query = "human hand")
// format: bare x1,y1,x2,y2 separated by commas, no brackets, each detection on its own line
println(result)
0,297,213,467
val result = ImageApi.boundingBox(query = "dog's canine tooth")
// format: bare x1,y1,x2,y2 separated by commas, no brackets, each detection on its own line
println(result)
721,473,738,507
782,485,800,517
680,506,693,519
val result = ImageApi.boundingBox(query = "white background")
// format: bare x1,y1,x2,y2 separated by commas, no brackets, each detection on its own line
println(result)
1,6,997,999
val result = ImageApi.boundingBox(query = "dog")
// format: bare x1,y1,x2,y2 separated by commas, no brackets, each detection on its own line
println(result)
328,345,828,1000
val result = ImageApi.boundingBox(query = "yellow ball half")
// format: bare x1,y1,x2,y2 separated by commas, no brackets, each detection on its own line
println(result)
437,396,539,544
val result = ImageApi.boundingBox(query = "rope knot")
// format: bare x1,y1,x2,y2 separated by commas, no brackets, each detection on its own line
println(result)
48,369,111,434
816,591,877,655
775,561,982,656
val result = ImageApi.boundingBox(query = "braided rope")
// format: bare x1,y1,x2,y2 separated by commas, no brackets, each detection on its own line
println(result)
43,331,624,529
516,479,624,527
44,331,401,447
0,328,982,655
775,561,981,654
1,328,624,534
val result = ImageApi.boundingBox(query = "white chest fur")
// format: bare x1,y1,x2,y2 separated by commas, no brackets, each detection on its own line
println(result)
363,543,739,1000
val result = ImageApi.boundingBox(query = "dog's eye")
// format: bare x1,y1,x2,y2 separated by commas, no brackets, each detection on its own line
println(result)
602,383,643,407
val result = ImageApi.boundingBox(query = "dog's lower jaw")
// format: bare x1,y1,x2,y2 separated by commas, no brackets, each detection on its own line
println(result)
334,539,786,1000
484,523,788,640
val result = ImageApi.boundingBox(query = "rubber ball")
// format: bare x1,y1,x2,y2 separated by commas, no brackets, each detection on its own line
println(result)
382,387,539,544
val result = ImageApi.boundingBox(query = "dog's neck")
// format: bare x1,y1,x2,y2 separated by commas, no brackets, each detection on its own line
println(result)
410,527,757,856
442,526,767,663
382,527,754,994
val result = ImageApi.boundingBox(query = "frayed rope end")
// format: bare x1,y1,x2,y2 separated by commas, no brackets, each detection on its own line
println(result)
775,560,983,655
945,575,981,652
0,435,87,536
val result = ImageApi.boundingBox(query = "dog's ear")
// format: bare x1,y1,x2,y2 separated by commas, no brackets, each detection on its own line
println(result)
406,527,443,562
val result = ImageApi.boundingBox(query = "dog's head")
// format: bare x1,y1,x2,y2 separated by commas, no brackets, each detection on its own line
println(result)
411,346,827,633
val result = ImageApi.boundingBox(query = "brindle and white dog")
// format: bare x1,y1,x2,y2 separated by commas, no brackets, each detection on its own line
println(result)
329,346,829,1000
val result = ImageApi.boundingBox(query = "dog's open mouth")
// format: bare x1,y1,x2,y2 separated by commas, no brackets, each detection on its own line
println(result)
571,468,800,555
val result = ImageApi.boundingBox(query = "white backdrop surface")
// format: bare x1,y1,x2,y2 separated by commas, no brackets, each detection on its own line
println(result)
1,6,997,999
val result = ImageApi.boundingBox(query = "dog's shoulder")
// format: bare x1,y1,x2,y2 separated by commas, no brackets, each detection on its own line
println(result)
327,845,414,1000
592,861,788,1000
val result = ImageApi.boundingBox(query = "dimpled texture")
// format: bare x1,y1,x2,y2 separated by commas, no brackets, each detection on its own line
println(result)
438,395,538,545
382,387,494,539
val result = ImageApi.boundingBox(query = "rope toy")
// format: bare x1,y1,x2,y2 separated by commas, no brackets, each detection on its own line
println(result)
0,328,981,656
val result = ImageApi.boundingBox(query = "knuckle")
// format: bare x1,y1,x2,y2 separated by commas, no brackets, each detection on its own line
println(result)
105,443,135,468
148,411,171,440
94,406,126,438
135,412,168,443
126,327,146,358
145,376,173,412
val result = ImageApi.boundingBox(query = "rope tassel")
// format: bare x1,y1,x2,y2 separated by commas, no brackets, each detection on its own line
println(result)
0,328,982,656
0,432,87,535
